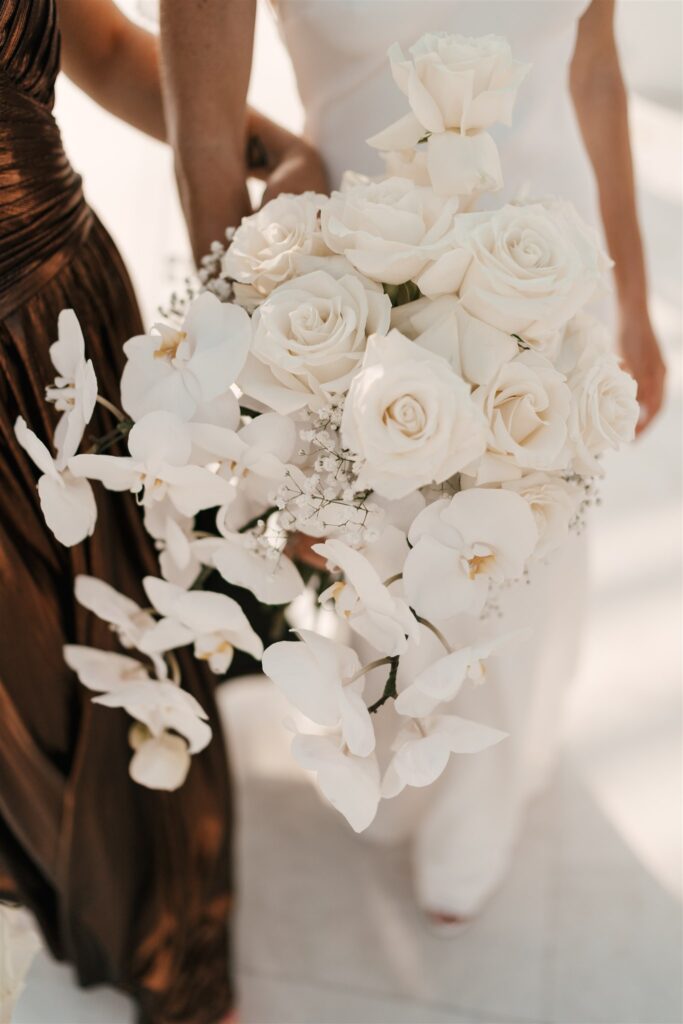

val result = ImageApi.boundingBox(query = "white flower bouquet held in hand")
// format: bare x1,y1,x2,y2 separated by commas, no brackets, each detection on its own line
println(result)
17,33,638,826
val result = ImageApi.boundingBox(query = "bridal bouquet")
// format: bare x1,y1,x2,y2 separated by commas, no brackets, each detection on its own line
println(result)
16,34,638,830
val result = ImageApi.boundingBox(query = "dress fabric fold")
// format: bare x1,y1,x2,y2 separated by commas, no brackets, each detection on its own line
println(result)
0,2,233,1019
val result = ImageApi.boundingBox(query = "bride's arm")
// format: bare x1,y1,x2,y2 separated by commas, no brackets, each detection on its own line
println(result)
160,0,327,262
570,0,665,433
160,0,253,259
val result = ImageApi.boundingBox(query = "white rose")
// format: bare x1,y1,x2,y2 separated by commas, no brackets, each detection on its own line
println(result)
391,294,517,386
321,177,469,296
366,34,528,199
555,311,611,375
222,192,329,297
238,268,391,415
382,148,430,186
341,330,486,500
502,472,583,560
471,350,572,483
562,332,639,478
378,33,529,138
458,201,610,351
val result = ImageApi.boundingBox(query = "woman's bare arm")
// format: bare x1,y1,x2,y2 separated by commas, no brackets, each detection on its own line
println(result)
160,0,327,262
160,0,254,259
570,0,665,433
58,0,165,141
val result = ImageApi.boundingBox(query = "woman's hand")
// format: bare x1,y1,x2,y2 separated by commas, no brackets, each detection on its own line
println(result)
618,310,666,435
262,140,328,203
247,113,328,201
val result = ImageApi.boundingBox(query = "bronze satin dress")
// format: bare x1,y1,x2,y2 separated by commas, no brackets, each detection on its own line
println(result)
0,2,234,1020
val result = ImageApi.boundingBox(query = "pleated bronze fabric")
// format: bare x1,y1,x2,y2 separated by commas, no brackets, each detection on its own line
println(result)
0,3,233,1019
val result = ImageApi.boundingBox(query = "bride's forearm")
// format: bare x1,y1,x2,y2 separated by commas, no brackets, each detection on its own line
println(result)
160,0,256,261
173,141,252,261
570,0,649,316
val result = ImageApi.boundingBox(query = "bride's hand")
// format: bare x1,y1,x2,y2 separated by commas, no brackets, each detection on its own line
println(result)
261,140,328,203
618,311,666,435
247,113,328,200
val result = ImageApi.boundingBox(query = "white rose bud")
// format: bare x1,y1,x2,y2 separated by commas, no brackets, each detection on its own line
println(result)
367,34,529,198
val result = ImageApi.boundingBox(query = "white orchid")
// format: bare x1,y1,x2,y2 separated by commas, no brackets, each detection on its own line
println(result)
44,310,98,467
140,576,263,673
403,487,538,620
382,713,507,798
69,410,234,516
144,500,201,589
188,411,298,531
64,644,211,790
192,411,296,487
262,629,374,756
395,631,528,717
74,574,155,647
194,523,303,606
74,574,169,678
120,292,250,424
64,644,151,691
313,539,418,657
291,733,381,833
14,416,97,547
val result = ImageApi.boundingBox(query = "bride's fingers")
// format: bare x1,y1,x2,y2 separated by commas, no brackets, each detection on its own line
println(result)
635,369,666,434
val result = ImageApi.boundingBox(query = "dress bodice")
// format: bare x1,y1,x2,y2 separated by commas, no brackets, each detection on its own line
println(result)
273,0,596,216
0,0,60,106
0,0,91,317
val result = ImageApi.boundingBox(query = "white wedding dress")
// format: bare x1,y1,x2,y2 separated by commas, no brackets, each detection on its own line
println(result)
272,0,599,916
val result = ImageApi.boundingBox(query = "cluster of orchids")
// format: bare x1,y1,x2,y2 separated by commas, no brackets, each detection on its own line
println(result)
16,33,638,829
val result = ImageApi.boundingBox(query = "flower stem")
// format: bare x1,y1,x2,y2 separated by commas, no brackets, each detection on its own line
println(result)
166,652,182,686
96,394,127,422
382,573,402,588
367,656,400,715
190,565,214,591
415,615,452,654
348,656,393,686
87,418,133,455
